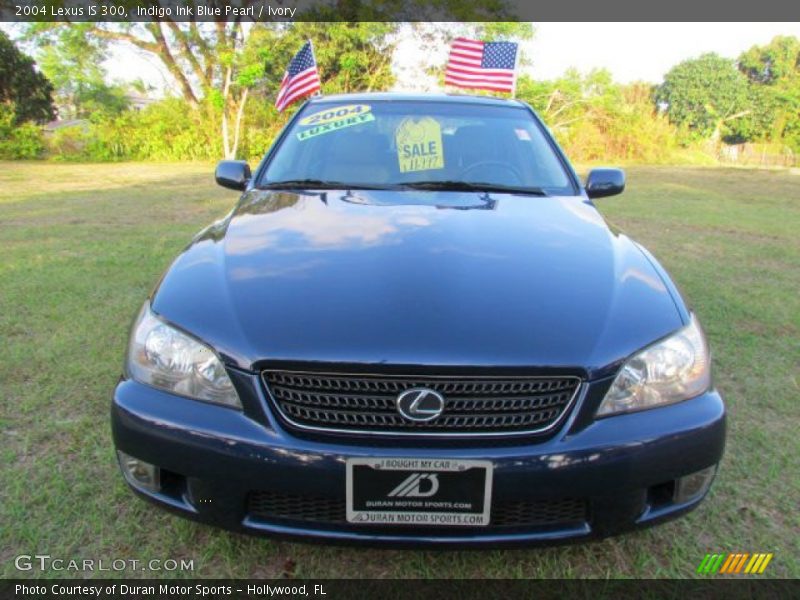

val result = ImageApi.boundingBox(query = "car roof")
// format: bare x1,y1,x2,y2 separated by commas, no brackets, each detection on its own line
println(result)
306,92,528,108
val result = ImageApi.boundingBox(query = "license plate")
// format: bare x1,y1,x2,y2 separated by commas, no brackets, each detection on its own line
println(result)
346,458,492,527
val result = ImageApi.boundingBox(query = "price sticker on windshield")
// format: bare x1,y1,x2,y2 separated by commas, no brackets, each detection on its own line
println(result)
395,117,445,173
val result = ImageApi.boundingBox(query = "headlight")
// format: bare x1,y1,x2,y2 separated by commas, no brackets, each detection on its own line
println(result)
597,314,710,417
126,303,242,409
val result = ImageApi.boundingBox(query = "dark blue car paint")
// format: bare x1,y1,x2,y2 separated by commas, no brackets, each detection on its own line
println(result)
112,94,726,546
112,376,725,546
150,190,683,381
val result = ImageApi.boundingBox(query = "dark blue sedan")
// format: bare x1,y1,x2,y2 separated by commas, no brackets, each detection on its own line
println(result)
112,93,725,546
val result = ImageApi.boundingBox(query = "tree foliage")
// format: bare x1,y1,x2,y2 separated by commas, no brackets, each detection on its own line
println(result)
738,36,800,151
33,24,129,119
25,19,250,156
0,102,46,159
9,22,800,164
22,0,514,159
0,30,55,125
23,20,404,158
256,23,397,98
519,70,677,162
739,35,800,85
235,22,400,154
656,53,752,142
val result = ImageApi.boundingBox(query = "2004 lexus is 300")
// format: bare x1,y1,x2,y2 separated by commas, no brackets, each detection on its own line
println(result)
112,93,725,546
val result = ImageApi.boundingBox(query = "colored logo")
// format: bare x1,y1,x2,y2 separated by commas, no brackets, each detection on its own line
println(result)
697,553,773,575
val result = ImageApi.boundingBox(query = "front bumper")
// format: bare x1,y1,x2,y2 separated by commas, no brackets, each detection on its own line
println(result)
111,372,726,548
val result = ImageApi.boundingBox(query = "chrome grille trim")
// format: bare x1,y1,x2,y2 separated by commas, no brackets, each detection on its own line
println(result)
261,370,583,437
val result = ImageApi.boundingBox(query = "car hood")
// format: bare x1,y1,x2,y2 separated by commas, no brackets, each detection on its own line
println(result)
151,190,685,379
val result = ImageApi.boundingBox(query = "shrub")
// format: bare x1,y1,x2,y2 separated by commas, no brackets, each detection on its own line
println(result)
83,99,222,161
46,125,91,160
0,103,46,159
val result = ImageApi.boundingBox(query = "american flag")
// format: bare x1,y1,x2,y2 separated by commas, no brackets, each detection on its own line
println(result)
275,41,321,112
444,37,518,93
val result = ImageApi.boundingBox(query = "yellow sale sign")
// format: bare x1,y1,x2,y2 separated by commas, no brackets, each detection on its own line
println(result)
395,117,445,173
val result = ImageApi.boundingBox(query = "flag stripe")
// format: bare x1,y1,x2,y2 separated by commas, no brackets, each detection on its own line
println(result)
277,68,319,95
445,65,517,78
449,51,483,63
277,79,321,112
275,67,318,105
277,75,320,111
452,37,484,50
446,58,484,69
450,46,483,54
452,42,483,49
276,69,320,105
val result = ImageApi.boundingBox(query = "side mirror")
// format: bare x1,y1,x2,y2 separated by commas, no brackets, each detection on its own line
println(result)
215,160,251,191
585,168,625,199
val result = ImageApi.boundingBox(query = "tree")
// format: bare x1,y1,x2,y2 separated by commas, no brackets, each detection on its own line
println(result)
35,24,129,119
257,23,396,94
738,35,800,85
737,36,800,151
0,30,55,124
22,2,518,157
25,19,258,157
519,68,619,133
25,20,400,158
656,53,751,142
20,0,520,158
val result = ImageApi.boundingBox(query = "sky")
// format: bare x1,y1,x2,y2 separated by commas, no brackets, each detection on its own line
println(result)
525,22,800,82
5,21,800,96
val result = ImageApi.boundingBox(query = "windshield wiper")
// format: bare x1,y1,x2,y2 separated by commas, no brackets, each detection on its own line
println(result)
261,179,548,196
399,181,548,196
261,179,394,191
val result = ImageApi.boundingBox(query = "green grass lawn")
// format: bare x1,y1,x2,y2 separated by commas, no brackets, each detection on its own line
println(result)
1,162,798,579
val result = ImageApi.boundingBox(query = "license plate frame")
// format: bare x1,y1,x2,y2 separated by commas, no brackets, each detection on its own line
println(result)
346,457,493,527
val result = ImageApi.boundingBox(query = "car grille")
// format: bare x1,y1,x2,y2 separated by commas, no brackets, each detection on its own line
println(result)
249,490,346,524
247,490,587,529
262,370,581,436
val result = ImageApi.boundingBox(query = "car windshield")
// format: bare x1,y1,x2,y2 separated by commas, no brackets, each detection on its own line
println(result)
259,99,576,196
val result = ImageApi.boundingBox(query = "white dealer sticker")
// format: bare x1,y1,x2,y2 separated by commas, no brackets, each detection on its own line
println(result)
346,457,493,526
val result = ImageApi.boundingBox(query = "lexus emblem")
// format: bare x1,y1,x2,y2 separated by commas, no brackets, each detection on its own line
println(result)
396,388,445,422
